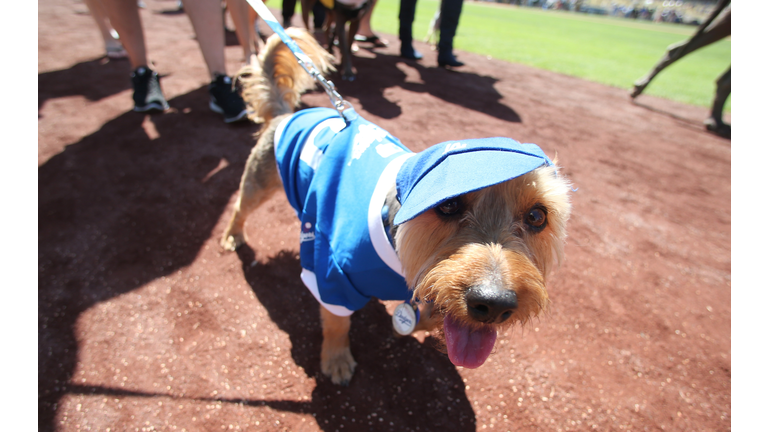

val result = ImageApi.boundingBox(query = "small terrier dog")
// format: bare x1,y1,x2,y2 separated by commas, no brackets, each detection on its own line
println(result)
221,29,572,385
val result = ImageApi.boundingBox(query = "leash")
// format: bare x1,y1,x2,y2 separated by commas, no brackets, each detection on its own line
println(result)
243,0,352,117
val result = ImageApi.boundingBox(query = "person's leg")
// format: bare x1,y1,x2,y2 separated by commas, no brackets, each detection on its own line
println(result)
307,1,327,45
225,0,258,63
183,0,248,122
356,0,374,35
355,0,387,46
101,0,148,69
631,7,730,98
102,0,168,111
704,66,731,137
83,0,126,57
282,0,297,27
398,0,421,59
249,6,267,46
312,1,326,30
181,0,228,79
437,0,464,66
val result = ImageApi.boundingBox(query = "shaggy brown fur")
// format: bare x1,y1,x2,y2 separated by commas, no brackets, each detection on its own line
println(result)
236,28,335,124
221,29,572,386
398,168,571,335
220,28,334,251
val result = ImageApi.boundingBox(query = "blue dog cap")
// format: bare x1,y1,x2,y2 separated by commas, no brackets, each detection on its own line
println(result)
393,137,552,225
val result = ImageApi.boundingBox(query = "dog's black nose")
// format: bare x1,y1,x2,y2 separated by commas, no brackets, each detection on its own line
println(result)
465,284,518,324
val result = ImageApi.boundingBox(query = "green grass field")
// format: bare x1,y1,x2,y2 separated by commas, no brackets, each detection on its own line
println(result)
369,0,731,111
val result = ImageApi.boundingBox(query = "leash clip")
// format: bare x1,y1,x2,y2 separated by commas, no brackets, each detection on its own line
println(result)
314,73,352,118
294,54,347,111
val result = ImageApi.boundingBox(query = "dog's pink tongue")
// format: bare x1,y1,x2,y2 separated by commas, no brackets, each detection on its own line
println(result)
443,314,497,369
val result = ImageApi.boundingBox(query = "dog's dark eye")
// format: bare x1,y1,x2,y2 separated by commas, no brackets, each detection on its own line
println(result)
436,198,462,217
525,206,547,231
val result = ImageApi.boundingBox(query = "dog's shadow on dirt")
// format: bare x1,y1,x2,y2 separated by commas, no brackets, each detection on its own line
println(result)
38,85,258,431
334,51,522,123
236,246,477,431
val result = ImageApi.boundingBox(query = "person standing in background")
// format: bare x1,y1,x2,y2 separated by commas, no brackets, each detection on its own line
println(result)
82,0,128,59
100,0,251,122
398,0,465,67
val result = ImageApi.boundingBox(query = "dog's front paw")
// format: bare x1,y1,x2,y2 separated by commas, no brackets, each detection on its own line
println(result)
220,232,245,251
321,347,357,386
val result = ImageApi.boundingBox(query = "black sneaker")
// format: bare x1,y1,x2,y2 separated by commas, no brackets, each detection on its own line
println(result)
437,54,465,68
209,74,248,123
131,67,169,112
400,46,423,60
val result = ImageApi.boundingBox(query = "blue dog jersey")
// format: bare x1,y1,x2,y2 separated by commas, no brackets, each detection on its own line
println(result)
274,108,414,316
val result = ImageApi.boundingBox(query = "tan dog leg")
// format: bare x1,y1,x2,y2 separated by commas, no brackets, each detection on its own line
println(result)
220,121,283,250
320,305,356,385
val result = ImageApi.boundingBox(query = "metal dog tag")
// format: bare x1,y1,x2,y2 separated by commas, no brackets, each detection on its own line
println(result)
393,302,418,335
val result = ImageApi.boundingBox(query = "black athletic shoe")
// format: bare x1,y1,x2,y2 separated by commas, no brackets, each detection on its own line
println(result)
438,54,465,68
209,74,248,123
400,45,423,60
131,67,169,112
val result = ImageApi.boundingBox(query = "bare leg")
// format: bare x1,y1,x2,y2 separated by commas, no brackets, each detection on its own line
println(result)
82,0,124,54
181,0,228,79
226,0,258,63
631,7,730,98
355,0,386,47
355,0,376,36
704,67,731,137
320,306,356,386
301,0,315,30
101,0,149,69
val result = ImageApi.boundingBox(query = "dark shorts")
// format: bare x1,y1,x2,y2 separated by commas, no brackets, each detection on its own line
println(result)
332,0,370,21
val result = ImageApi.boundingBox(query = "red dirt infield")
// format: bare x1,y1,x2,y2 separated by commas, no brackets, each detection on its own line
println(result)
39,0,731,430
